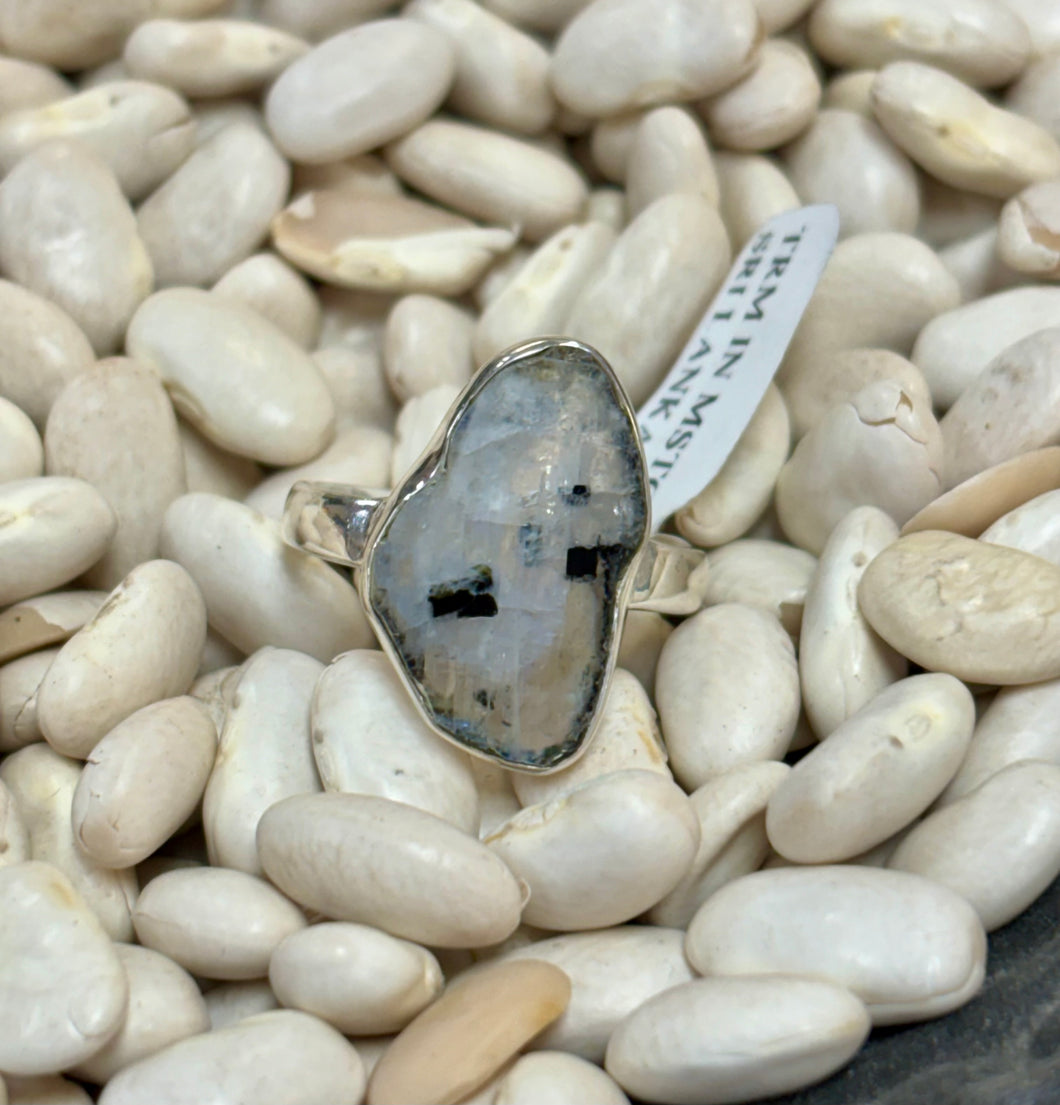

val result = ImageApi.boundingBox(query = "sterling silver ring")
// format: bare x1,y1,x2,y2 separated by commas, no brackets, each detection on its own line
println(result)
282,338,703,773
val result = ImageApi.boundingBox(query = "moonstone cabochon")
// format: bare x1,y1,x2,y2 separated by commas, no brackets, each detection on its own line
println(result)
364,339,650,771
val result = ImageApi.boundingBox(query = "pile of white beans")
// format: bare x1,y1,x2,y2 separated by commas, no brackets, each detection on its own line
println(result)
4,0,1060,1102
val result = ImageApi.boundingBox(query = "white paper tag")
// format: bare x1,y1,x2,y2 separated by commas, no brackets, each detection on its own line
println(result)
637,204,839,529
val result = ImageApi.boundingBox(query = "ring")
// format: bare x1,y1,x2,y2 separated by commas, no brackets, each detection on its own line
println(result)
282,338,704,773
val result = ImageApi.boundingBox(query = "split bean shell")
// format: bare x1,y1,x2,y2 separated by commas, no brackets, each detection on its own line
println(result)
44,358,186,588
485,770,699,930
159,493,373,661
0,648,55,753
912,286,1060,410
504,926,694,1062
800,506,907,737
565,193,731,407
809,0,1031,87
767,674,974,862
0,141,152,355
272,190,517,296
0,861,127,1076
123,19,309,98
940,327,1060,487
0,744,137,940
367,959,570,1105
264,19,455,164
386,118,588,242
269,922,442,1036
870,62,1060,198
656,602,800,788
685,865,987,1024
133,867,306,980
37,559,207,759
550,0,760,117
940,677,1060,804
204,647,322,876
72,696,217,869
311,649,478,833
0,590,105,667
0,478,115,606
127,288,334,466
998,179,1060,278
98,1010,365,1105
605,975,870,1105
257,792,525,947
70,943,210,1085
890,761,1060,931
782,109,920,236
0,81,196,201
0,280,95,428
858,530,1060,684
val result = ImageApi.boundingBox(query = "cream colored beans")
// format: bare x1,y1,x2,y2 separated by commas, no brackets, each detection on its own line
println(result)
5,2,1060,1101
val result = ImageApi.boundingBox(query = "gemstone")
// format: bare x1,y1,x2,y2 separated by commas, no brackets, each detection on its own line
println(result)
364,340,649,771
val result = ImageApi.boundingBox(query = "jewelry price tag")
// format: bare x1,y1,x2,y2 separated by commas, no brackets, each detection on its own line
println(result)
637,204,839,529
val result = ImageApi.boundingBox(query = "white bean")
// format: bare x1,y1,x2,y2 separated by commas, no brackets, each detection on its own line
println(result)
485,770,699,929
264,19,454,164
890,760,1060,930
0,141,152,355
44,358,186,588
37,559,206,759
72,696,217,869
767,673,974,862
133,867,306,980
550,0,760,117
268,921,443,1035
159,493,374,661
685,865,987,1024
384,293,473,402
504,926,695,1062
605,975,870,1105
0,861,127,1077
655,603,800,788
258,792,525,947
310,649,479,833
70,944,210,1085
127,288,334,466
624,106,719,218
97,1010,365,1105
212,253,321,350
204,648,321,876
137,122,291,288
1,745,137,940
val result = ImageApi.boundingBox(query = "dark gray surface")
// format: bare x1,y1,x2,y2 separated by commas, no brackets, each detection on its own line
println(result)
772,873,1060,1105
